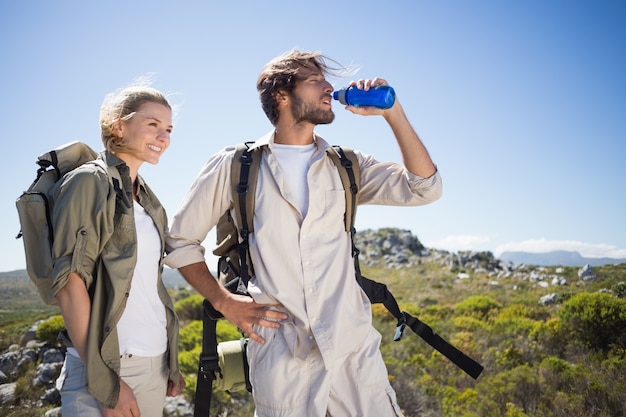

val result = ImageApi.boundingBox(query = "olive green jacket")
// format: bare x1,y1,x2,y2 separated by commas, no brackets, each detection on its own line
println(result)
51,150,180,408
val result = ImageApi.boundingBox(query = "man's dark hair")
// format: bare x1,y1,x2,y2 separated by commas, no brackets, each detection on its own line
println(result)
256,49,353,125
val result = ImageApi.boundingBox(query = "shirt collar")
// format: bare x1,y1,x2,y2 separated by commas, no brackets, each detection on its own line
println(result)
251,130,332,152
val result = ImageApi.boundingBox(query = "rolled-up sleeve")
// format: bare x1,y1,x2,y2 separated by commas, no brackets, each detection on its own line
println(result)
164,147,235,269
51,166,115,295
406,168,442,201
356,149,442,206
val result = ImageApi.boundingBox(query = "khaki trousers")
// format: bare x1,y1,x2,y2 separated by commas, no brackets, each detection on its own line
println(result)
249,328,404,417
58,352,168,416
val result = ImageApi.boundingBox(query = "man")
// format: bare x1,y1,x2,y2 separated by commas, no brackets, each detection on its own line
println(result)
165,49,442,416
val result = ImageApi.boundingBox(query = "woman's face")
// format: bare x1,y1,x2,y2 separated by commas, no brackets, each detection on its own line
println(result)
115,101,172,168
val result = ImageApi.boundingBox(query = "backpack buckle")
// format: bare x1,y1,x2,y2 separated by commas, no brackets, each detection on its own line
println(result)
239,150,253,166
198,353,221,381
394,313,407,341
236,183,249,195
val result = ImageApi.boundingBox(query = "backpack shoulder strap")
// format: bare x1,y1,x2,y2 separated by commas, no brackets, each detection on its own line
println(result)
325,146,360,232
232,143,358,235
195,300,221,417
230,142,260,235
89,158,123,195
227,143,357,281
229,142,262,286
195,144,260,417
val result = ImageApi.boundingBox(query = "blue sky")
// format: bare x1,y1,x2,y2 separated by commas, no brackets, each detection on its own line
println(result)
1,0,625,273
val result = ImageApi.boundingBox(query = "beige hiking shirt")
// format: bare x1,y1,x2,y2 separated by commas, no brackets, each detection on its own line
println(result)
165,132,441,368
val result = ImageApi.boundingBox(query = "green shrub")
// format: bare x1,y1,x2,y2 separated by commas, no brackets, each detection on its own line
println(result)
537,356,576,393
497,304,548,321
419,304,452,321
178,345,202,375
491,314,537,338
174,294,205,321
489,364,543,415
455,295,501,320
529,317,563,355
216,319,243,342
35,315,65,345
494,345,525,369
559,292,626,351
453,315,486,331
179,320,203,351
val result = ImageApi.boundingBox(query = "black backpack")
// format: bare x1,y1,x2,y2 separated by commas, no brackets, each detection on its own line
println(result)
194,143,483,417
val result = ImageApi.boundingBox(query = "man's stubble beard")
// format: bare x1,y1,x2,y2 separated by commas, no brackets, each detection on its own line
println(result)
290,94,335,125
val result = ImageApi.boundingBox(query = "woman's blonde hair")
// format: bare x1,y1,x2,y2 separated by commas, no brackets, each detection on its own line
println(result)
100,78,171,153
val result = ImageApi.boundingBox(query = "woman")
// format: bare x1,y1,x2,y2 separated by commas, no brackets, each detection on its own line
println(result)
52,82,185,416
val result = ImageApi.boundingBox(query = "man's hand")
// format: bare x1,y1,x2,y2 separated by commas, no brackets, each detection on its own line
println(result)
216,292,287,344
344,77,394,116
177,262,288,344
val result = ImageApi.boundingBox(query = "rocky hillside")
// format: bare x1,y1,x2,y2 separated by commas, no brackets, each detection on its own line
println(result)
1,228,624,416
353,228,623,305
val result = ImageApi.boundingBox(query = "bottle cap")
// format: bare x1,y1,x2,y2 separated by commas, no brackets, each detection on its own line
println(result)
332,89,346,105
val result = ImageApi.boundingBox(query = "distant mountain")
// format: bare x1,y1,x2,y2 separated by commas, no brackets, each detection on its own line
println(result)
499,250,626,267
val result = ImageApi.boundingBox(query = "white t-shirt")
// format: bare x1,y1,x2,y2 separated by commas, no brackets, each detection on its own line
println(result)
116,202,167,356
271,142,316,218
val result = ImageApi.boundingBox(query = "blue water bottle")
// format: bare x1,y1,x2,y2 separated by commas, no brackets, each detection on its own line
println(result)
333,85,396,109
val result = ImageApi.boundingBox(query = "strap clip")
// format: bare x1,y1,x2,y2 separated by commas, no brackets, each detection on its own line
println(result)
394,313,407,341
198,353,220,381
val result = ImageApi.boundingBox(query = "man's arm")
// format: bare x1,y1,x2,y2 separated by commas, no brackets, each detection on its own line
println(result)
177,261,287,344
383,100,436,178
346,78,437,178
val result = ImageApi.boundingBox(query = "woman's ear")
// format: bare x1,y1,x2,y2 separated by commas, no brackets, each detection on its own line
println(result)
112,120,124,138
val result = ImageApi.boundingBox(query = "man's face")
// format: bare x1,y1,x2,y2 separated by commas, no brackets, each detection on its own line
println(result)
289,67,335,125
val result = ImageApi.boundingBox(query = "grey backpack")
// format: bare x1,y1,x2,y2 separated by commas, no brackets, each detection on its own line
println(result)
15,141,114,305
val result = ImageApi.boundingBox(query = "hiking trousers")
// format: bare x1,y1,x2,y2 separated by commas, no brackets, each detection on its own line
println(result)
57,352,168,416
249,328,404,417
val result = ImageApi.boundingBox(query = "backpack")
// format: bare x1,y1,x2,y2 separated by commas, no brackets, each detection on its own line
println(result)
194,143,483,417
15,141,116,305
